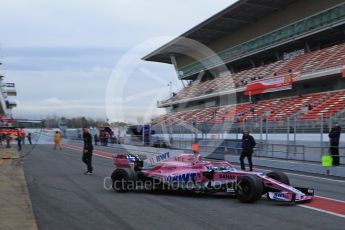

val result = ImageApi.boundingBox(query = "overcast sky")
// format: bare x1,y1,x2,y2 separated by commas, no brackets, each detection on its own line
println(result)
0,0,235,123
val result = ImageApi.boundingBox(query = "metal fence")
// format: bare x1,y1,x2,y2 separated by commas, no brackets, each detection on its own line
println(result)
163,138,344,164
147,113,345,165
152,112,345,144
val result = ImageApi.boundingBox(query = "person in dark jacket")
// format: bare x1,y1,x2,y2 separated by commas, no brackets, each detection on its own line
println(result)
27,133,32,145
329,122,341,166
240,130,256,171
82,128,94,174
17,130,22,151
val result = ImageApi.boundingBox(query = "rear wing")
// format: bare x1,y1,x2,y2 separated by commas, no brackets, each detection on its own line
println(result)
112,154,144,171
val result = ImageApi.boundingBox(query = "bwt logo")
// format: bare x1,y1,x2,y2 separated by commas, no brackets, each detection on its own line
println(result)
166,173,197,183
156,152,170,162
273,193,290,201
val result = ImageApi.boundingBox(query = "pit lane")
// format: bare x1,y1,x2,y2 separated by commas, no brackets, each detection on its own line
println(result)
24,144,345,230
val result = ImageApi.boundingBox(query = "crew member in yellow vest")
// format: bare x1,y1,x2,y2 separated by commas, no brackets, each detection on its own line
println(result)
54,131,62,150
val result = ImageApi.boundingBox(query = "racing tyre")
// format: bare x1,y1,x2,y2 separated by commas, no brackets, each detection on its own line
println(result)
236,175,263,203
111,169,136,192
266,171,290,185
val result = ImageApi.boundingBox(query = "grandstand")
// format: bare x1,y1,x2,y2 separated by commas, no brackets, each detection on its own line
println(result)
144,0,345,141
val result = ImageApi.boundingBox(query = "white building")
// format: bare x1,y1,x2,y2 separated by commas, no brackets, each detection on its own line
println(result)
0,72,17,126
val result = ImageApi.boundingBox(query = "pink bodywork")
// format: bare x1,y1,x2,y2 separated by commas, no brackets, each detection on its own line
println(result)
113,153,313,203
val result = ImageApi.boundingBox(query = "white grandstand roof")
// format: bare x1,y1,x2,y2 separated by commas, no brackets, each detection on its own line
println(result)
143,0,297,64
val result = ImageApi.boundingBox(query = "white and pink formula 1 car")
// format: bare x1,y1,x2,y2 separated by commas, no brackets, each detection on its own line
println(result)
110,152,314,203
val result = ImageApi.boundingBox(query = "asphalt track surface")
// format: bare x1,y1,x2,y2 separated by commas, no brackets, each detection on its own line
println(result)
23,144,345,230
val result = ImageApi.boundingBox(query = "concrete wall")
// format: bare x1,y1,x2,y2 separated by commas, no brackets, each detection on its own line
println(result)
176,0,345,68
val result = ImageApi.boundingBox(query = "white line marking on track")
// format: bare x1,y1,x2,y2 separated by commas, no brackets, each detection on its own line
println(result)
94,155,112,159
284,172,345,183
256,158,315,165
63,145,113,159
315,195,345,204
298,205,345,219
258,168,345,183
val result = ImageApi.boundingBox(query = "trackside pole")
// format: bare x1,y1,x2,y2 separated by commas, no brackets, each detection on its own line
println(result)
179,126,182,149
287,117,290,144
287,117,290,158
320,115,331,176
260,116,263,143
320,115,324,159
260,116,263,155
235,122,239,140
142,123,144,145
266,119,268,143
294,116,297,144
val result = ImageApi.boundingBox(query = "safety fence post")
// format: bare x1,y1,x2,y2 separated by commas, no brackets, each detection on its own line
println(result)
260,116,263,145
294,115,297,144
320,115,324,159
287,117,290,159
266,119,269,143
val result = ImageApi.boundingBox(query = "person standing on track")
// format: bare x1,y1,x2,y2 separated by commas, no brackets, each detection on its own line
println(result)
240,130,256,171
329,122,341,166
53,131,62,150
27,133,32,145
82,127,93,175
17,130,22,151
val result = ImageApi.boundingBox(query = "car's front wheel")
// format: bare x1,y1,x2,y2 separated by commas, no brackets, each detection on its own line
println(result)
266,171,290,185
236,175,263,203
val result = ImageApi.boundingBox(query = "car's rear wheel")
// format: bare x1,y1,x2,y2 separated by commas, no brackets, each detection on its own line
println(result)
111,169,136,192
236,175,263,203
266,171,290,185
